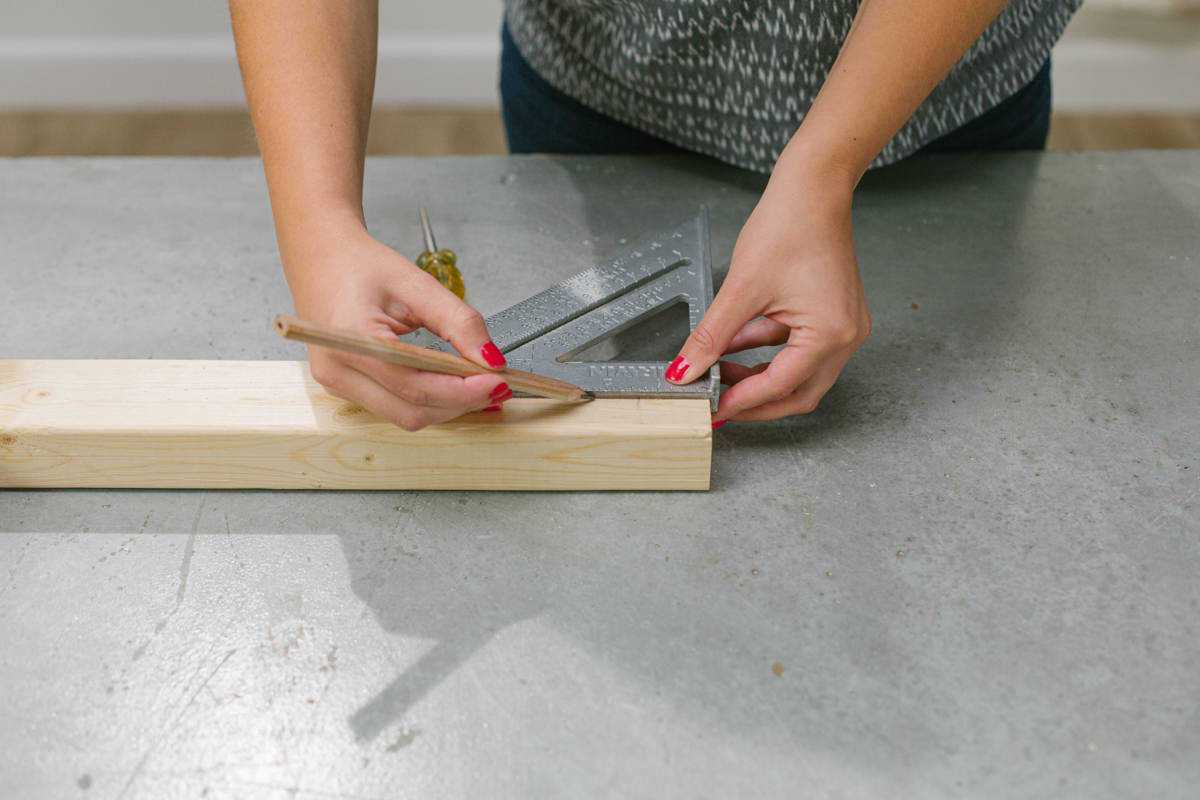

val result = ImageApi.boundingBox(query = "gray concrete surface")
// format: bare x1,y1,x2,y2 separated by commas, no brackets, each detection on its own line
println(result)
1,153,1197,799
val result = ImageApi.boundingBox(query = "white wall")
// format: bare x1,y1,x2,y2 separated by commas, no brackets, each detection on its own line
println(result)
0,0,504,109
1054,2,1200,112
0,0,1197,111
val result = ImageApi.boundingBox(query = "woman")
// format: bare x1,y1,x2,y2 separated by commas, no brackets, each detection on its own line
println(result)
230,0,1078,431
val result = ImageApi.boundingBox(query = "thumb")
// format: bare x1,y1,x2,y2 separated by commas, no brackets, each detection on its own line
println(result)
412,272,506,370
666,283,757,384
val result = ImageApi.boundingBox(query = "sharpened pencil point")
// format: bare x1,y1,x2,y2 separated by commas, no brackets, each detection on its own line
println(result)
581,391,596,401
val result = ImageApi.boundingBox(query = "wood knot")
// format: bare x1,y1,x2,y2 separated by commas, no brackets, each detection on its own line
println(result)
0,434,15,447
334,403,367,422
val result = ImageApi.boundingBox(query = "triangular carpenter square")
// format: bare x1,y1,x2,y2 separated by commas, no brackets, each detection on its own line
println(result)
411,210,720,408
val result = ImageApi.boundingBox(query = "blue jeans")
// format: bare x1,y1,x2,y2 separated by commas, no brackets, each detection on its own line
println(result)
499,23,1051,160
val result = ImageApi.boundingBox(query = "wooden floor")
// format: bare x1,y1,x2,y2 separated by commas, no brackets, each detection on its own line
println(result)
1048,113,1200,151
1,109,1197,157
0,110,507,157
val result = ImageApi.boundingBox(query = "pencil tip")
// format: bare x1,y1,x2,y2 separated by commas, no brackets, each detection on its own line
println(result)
581,391,596,401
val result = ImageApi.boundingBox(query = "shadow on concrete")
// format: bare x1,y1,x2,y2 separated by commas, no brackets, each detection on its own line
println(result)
336,153,1051,747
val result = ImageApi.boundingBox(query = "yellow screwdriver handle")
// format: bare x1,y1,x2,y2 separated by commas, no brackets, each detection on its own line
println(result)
416,248,466,299
416,207,466,298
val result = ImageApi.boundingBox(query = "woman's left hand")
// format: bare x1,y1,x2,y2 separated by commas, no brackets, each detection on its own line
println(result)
665,158,871,424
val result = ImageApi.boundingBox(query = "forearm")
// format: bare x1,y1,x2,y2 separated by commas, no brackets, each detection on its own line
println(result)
229,0,378,279
780,0,1011,185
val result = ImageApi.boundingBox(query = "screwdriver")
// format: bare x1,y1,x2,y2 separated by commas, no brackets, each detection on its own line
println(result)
415,207,466,299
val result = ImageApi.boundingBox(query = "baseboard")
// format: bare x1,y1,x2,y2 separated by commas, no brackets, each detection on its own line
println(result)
0,35,502,110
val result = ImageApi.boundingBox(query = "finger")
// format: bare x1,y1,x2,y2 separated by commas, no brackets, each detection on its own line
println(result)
724,368,841,423
726,318,790,354
718,361,768,386
712,344,823,421
316,362,469,432
666,278,763,385
337,350,509,411
405,270,506,370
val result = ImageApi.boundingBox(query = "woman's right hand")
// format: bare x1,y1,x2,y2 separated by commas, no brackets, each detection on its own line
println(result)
232,2,507,430
286,225,513,431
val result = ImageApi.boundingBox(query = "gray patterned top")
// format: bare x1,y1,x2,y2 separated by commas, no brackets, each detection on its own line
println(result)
503,0,1082,172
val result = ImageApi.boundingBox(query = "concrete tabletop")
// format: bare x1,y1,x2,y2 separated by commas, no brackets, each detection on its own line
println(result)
1,153,1197,799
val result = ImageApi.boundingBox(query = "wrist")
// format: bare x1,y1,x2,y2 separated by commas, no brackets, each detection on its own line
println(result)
763,141,857,222
274,201,368,269
773,127,866,197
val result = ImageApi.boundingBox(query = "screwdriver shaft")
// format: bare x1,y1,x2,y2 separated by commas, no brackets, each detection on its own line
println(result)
419,207,437,253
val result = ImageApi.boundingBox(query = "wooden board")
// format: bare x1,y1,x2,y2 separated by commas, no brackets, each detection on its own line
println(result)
0,360,711,491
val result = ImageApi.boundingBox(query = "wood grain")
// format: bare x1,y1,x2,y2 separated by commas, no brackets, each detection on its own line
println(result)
0,360,711,490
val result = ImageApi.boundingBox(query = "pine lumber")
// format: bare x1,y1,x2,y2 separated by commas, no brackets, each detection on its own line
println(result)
0,360,712,491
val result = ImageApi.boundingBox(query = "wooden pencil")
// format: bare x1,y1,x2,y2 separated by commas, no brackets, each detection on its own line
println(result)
273,315,592,403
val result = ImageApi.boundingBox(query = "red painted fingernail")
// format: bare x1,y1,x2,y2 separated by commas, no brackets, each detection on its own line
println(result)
497,388,514,402
483,405,502,412
665,355,689,382
712,420,727,430
481,342,506,368
489,382,510,400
